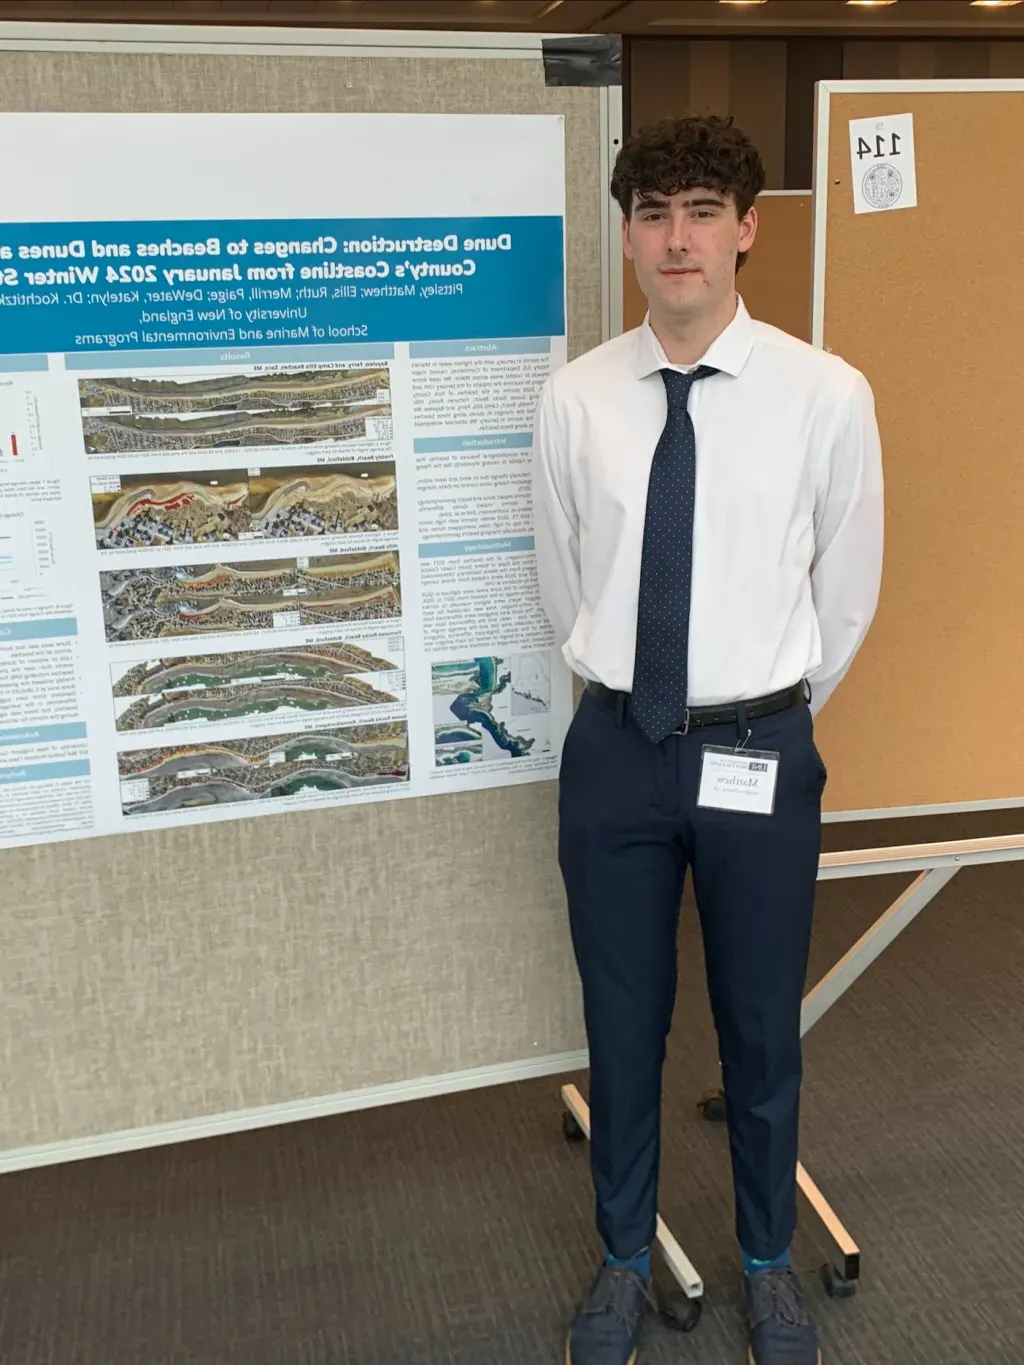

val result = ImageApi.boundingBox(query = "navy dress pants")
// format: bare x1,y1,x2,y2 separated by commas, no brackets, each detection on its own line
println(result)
558,687,827,1262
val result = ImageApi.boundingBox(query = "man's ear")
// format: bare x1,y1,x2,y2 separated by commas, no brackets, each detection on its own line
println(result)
738,206,758,254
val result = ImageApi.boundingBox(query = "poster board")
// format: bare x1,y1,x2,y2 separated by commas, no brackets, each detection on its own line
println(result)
811,80,1024,820
0,23,620,1166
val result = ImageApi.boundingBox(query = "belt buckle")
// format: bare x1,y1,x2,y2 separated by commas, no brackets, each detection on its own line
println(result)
673,709,691,737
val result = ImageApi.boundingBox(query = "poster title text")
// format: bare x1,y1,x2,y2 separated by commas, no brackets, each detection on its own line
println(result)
0,231,515,288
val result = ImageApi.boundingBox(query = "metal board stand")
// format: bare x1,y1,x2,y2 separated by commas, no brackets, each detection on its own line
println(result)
559,832,1024,1324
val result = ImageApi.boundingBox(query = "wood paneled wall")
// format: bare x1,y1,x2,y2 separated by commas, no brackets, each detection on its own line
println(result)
630,38,1024,187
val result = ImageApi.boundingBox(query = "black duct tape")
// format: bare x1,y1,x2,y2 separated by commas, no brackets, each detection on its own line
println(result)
542,34,622,88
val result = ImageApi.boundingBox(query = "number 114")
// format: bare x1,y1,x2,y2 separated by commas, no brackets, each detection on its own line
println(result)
857,132,901,160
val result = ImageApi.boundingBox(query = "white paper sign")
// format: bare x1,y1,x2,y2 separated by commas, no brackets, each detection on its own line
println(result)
696,746,779,816
849,112,917,215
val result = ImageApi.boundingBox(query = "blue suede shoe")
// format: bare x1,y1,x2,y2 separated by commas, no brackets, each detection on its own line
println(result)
744,1264,821,1365
566,1262,650,1365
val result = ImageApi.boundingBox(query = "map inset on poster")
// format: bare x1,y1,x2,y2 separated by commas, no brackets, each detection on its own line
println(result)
432,650,551,765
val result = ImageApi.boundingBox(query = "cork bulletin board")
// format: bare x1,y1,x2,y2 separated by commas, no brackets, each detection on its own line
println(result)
812,82,1024,818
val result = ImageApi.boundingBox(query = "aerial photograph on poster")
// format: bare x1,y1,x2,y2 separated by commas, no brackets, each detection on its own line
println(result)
91,469,250,548
79,366,392,454
100,552,402,641
91,461,397,549
249,463,397,537
117,720,409,815
111,638,405,732
432,650,551,765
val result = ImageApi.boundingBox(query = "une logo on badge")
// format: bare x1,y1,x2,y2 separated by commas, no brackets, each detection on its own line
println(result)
749,761,768,772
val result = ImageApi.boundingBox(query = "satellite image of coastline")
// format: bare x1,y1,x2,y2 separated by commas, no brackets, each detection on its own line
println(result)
80,368,390,413
100,552,402,641
117,720,409,815
82,402,390,455
250,463,397,538
432,651,551,765
91,461,398,549
79,367,391,455
111,640,404,732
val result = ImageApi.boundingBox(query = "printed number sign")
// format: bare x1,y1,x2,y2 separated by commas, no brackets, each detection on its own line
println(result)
848,113,917,215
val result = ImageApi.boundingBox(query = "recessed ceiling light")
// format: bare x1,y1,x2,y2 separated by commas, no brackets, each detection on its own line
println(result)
846,1,898,7
718,2,768,6
970,1,1022,8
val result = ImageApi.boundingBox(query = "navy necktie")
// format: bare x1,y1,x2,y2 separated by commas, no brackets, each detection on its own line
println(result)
631,365,719,744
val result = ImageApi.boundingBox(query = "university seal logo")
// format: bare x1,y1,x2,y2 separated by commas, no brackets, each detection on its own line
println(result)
862,162,903,210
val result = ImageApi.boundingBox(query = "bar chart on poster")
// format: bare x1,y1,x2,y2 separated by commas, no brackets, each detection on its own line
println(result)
0,374,45,469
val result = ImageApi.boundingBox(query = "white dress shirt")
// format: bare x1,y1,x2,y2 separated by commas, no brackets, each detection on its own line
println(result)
531,296,884,715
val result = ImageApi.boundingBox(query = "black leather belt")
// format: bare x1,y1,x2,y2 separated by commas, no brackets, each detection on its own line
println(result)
585,679,806,735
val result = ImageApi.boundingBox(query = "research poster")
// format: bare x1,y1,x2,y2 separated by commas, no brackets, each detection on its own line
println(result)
0,113,572,851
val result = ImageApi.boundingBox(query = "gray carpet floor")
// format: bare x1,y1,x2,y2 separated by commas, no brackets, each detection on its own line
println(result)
2,809,1023,1364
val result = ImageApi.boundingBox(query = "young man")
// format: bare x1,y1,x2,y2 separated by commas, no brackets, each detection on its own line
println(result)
532,115,884,1365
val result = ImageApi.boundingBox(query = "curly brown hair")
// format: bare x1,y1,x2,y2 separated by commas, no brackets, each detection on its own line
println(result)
611,114,765,268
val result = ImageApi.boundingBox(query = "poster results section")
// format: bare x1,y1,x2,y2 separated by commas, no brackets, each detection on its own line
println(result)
1,341,411,847
85,343,410,832
0,114,569,851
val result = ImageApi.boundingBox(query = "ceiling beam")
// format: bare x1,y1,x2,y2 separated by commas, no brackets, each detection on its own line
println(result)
0,0,1021,37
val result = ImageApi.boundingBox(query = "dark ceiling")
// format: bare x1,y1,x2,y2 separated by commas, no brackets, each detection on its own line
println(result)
1,1,1024,39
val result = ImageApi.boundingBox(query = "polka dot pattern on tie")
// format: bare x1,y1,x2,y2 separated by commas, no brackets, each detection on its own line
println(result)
631,365,719,745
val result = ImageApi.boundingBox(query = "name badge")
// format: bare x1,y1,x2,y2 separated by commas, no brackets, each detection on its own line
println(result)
697,745,780,816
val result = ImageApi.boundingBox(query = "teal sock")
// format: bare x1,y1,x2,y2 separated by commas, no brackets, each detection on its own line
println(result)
606,1246,652,1279
742,1247,791,1276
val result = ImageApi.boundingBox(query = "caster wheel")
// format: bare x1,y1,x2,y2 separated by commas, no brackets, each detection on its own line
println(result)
651,1258,702,1333
821,1262,858,1299
655,1286,702,1332
699,1089,727,1124
562,1110,586,1143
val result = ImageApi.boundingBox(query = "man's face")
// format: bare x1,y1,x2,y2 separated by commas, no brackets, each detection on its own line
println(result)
622,187,757,323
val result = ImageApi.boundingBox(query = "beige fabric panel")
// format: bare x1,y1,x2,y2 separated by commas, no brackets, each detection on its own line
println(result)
622,194,812,341
0,49,602,1152
815,90,1024,814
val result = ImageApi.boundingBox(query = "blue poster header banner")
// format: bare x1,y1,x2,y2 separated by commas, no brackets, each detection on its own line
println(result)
0,215,566,355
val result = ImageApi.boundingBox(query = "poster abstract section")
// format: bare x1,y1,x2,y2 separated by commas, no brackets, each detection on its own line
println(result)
0,113,571,850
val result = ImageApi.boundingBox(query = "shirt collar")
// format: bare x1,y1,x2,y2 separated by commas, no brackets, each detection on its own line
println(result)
633,294,756,381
